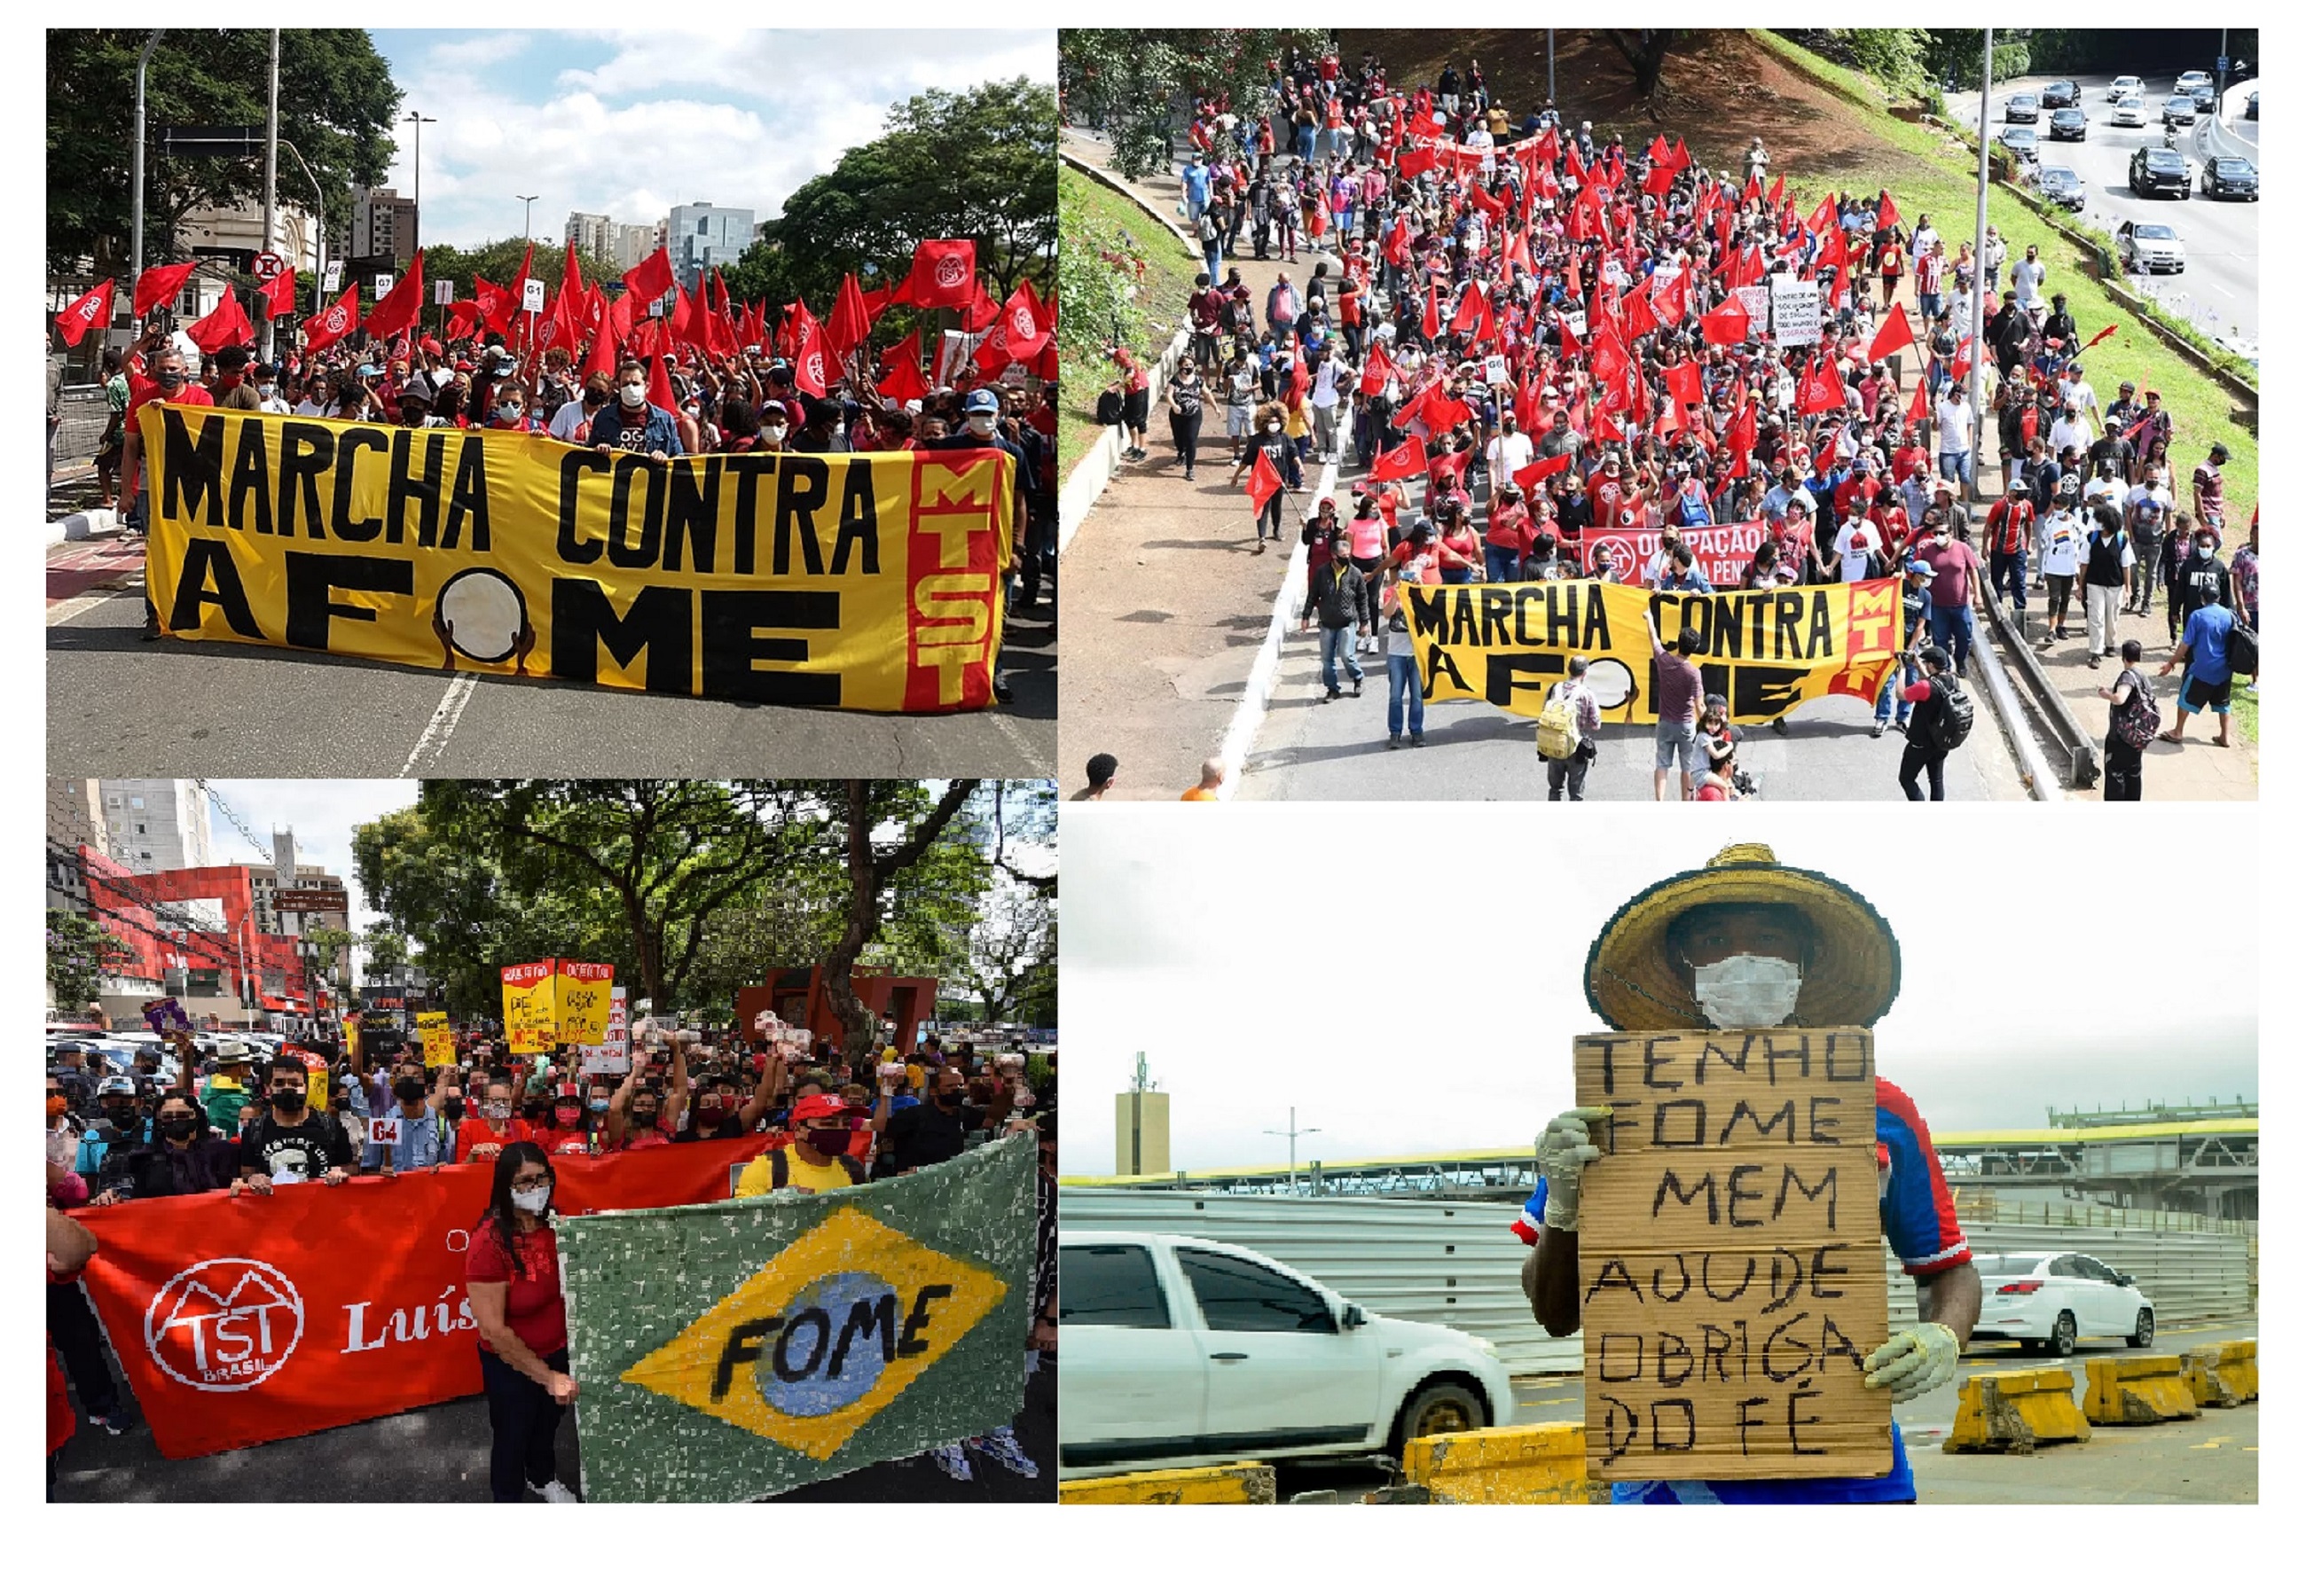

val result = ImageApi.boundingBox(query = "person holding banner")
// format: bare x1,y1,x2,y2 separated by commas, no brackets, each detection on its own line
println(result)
86,1087,237,1203
232,1057,355,1193
467,1143,581,1502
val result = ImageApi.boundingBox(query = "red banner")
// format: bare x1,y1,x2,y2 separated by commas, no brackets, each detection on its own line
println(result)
1580,518,1771,591
75,1139,763,1459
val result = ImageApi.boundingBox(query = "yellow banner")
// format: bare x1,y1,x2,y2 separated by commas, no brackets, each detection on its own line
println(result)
142,405,1012,711
416,1011,455,1070
501,962,557,1055
341,1014,362,1068
1400,578,1900,724
554,961,615,1046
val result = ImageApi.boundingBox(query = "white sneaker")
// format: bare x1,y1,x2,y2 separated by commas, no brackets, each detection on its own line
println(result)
527,1478,581,1503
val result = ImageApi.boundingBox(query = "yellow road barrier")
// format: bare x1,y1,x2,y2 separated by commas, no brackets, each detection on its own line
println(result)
1058,1462,1278,1504
1943,1369,2091,1453
1401,1422,1590,1504
2082,1355,2200,1424
2183,1340,2259,1407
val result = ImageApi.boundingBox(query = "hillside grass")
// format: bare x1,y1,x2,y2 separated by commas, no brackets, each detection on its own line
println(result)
1057,163,1198,474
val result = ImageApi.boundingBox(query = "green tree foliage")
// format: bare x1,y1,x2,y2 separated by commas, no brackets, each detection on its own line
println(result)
723,78,1054,334
47,909,129,1011
961,889,1055,1028
1784,29,1935,101
1060,29,1326,181
422,239,622,304
1055,168,1157,377
47,28,399,279
818,782,986,1069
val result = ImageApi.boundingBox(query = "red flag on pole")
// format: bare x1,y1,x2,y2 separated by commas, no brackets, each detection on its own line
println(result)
134,261,199,318
303,285,362,356
875,331,929,404
2081,324,2118,352
1906,372,1931,427
827,272,874,362
184,290,254,354
893,239,977,309
1867,303,1918,362
1876,192,1902,230
788,302,832,395
623,246,675,309
362,250,426,340
1797,350,1843,415
1511,452,1572,497
1359,340,1394,396
1368,435,1429,483
1246,447,1283,514
1698,299,1750,346
646,346,678,415
259,270,297,321
54,279,114,346
1421,286,1440,341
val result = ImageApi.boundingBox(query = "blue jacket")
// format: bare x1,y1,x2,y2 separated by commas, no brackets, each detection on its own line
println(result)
77,1116,152,1177
586,401,684,457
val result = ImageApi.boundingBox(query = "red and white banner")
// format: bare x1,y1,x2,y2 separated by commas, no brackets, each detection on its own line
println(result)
75,1140,764,1459
1580,518,1770,591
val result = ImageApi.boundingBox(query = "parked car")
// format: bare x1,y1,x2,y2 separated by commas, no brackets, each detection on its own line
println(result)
2201,156,2259,200
2035,166,2088,209
2116,219,2186,274
2111,96,2148,129
2162,95,2199,128
1057,1231,1516,1479
2040,80,2080,109
2004,92,2040,123
2049,107,2089,141
2130,145,2192,199
2106,74,2144,102
1969,1252,2156,1356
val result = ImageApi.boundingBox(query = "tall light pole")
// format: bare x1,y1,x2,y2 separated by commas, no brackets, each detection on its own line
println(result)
1967,27,1993,505
129,29,166,335
278,139,327,315
403,110,436,261
517,193,540,240
1548,30,1557,106
261,28,279,361
1265,1107,1322,1195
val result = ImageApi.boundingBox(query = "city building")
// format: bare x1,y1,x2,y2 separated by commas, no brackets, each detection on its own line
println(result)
615,223,656,270
567,210,615,262
245,826,354,993
178,197,324,282
74,849,322,1031
45,778,105,917
96,780,215,874
1114,1054,1170,1176
342,185,419,271
667,200,755,289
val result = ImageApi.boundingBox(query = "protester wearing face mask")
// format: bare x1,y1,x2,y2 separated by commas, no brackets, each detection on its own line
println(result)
361,1063,455,1173
549,374,614,442
535,1085,598,1159
75,1076,152,1178
603,1068,672,1151
733,1084,889,1195
231,1060,355,1193
88,1086,239,1203
587,357,682,459
466,1143,581,1501
1519,844,1980,1506
671,1052,777,1143
456,1079,534,1163
120,338,216,638
249,362,292,414
485,379,537,433
882,1067,988,1175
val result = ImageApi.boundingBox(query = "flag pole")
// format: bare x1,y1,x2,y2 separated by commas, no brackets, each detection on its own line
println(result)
1967,27,1992,509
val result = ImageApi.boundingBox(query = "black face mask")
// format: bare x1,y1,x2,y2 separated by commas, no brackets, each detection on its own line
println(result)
271,1088,307,1113
156,372,185,390
394,1079,426,1103
159,1115,200,1140
442,1097,465,1122
105,1102,139,1127
936,1091,965,1108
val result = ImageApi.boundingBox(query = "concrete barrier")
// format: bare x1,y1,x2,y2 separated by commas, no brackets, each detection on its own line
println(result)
2082,1355,2200,1424
1400,1421,1590,1504
1057,1461,1278,1504
1943,1369,2091,1453
2182,1340,2258,1407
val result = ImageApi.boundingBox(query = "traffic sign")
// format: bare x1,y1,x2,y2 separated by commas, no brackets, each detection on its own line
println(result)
254,251,286,278
2216,56,2230,73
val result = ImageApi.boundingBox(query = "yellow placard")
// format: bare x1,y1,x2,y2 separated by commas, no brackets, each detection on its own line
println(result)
416,1011,455,1069
341,1013,362,1068
1400,577,1901,724
500,961,557,1054
554,961,615,1046
141,405,1013,712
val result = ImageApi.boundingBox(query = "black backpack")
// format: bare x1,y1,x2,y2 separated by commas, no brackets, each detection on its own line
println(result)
1929,674,1975,753
2224,616,2258,679
1094,389,1125,427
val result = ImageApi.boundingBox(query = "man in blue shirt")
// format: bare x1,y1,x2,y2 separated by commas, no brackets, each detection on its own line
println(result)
586,357,683,458
2158,598,2236,747
1180,155,1212,224
359,1061,457,1173
1518,844,1980,1504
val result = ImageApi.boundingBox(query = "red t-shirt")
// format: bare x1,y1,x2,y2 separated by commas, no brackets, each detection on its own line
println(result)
466,1217,567,1356
540,1130,590,1159
123,378,216,436
456,1116,535,1163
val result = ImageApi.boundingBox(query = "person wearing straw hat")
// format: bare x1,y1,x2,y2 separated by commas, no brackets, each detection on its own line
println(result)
1515,843,1980,1504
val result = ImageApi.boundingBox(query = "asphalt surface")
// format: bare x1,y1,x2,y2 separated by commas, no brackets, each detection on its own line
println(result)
1964,71,2259,356
1274,1315,2255,1503
45,571,1055,779
51,1339,1056,1503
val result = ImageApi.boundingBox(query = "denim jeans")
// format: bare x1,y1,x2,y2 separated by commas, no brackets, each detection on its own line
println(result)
1874,655,1917,726
1321,624,1364,692
1485,545,1522,583
1386,652,1424,737
1939,450,1973,489
1926,602,1974,673
1989,547,2028,613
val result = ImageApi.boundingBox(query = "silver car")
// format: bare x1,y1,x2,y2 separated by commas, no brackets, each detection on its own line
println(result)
2117,220,2185,274
2111,96,2147,129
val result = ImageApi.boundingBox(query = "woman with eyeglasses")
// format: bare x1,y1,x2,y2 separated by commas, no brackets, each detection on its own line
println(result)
466,1142,580,1502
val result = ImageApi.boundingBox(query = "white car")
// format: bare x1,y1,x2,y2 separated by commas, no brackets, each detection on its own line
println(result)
1057,1231,1516,1480
1971,1252,2156,1355
2112,95,2148,128
2107,74,2144,102
2174,70,2213,98
2117,220,2186,274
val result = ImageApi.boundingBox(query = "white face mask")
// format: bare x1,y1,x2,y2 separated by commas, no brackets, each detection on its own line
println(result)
967,413,997,436
1266,421,1282,434
1690,954,1804,1029
763,425,787,443
510,1185,552,1215
620,382,647,407
498,403,524,422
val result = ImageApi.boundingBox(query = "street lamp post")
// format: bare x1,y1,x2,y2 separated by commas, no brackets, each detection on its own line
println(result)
277,139,328,316
129,29,166,336
1966,27,1993,505
1264,1107,1322,1195
403,110,437,263
518,193,540,240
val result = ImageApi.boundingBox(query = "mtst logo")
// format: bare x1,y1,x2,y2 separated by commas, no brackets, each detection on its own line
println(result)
143,1257,305,1391
934,254,968,289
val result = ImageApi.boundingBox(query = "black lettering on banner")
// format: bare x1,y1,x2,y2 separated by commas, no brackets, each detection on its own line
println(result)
1423,642,1473,696
443,438,490,550
1736,1394,1770,1456
1788,1379,1827,1454
1651,1253,1691,1303
550,579,694,693
392,427,447,548
1707,593,1743,659
1653,1099,1706,1147
1764,1248,1806,1312
1600,1394,1638,1463
775,456,830,575
725,454,774,575
1484,652,1566,708
331,427,390,542
1806,593,1834,658
608,455,666,569
1652,1169,1719,1224
1763,1313,1813,1381
1763,1031,1811,1085
700,590,843,706
1655,1334,1694,1389
1643,1036,1685,1092
277,420,334,537
831,460,881,575
1701,1253,1755,1303
1725,1162,1769,1227
712,1316,781,1400
284,552,413,651
1406,584,1452,641
827,1292,897,1379
1651,1398,1698,1451
1773,589,1805,658
1773,1164,1839,1230
1511,585,1544,646
226,418,274,537
1479,587,1513,647
1582,585,1612,651
159,409,226,525
1810,1244,1851,1300
1700,1322,1733,1381
556,450,608,562
1596,1332,1643,1382
1808,1095,1843,1144
1584,1256,1643,1307
1693,1033,1753,1085
663,455,721,574
1824,1030,1871,1083
167,539,264,638
1443,585,1479,646
772,1306,832,1382
1540,583,1576,646
1817,1316,1864,1372
897,1283,953,1357
1721,1098,1796,1145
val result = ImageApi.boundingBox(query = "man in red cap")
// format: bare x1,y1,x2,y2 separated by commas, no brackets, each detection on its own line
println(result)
733,1089,887,1196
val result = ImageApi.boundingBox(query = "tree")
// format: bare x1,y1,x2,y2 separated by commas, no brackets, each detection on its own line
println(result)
361,927,412,983
1605,29,1682,106
47,909,129,1010
820,781,983,1070
963,890,1055,1028
302,924,355,1001
1060,29,1327,181
47,29,400,280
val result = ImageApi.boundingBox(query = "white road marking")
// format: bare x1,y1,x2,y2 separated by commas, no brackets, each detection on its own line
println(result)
399,673,479,775
47,593,114,627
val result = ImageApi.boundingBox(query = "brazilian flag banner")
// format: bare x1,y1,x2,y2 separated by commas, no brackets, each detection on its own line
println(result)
558,1134,1036,1501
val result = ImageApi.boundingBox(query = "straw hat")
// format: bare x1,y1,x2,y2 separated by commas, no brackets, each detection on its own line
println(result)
1583,843,1900,1031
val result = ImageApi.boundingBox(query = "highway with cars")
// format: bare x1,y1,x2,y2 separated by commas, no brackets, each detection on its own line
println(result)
1963,69,2259,359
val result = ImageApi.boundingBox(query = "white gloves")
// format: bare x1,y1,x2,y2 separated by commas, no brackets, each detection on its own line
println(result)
1863,1321,1961,1403
1536,1107,1610,1232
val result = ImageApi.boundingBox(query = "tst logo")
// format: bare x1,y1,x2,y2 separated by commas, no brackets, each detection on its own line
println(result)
143,1257,305,1391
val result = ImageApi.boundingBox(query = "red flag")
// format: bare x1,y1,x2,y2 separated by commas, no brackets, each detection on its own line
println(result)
1663,362,1702,408
184,290,254,354
362,250,425,340
1246,447,1283,514
1906,373,1930,427
1727,401,1758,464
1867,303,1917,362
1620,284,1658,340
2082,325,2118,353
1448,280,1486,336
134,261,200,318
1383,215,1413,268
788,303,832,396
623,246,675,309
1422,286,1439,341
1398,144,1438,180
1797,351,1843,415
1368,435,1429,483
1743,172,1762,204
54,279,114,347
1765,174,1784,210
1876,192,1901,231
894,239,977,309
1699,298,1750,346
1511,452,1572,496
1650,269,1688,326
1949,334,1975,384
505,241,537,342
1359,340,1395,396
302,284,362,356
646,348,678,416
1807,192,1838,235
875,331,928,404
993,280,1048,363
827,272,874,362
962,277,1000,332
259,270,297,321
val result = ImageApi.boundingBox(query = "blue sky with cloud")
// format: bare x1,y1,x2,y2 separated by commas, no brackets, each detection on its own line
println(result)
366,28,1053,248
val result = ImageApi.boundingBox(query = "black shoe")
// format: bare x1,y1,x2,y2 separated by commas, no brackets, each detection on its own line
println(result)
140,625,163,642
1411,732,1424,747
992,675,1015,702
1387,734,1400,749
1351,679,1362,698
1870,723,1885,738
1772,718,1788,735
1184,470,1195,481
1324,687,1341,702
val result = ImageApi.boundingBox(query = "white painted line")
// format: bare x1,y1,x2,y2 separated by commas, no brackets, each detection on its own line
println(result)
399,673,478,776
47,593,114,627
1216,450,1340,800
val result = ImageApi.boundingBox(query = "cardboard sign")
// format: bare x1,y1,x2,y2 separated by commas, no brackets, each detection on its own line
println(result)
555,960,616,1045
581,988,630,1076
366,1115,402,1146
1769,278,1822,347
433,278,455,306
1561,309,1588,340
1733,286,1773,332
1573,1029,1892,1482
500,961,557,1054
522,278,547,314
1483,354,1510,387
416,1011,455,1069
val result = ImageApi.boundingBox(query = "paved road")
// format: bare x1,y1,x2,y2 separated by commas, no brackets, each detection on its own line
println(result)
1963,72,2258,356
45,556,1055,779
51,1350,1055,1503
1275,1315,2254,1502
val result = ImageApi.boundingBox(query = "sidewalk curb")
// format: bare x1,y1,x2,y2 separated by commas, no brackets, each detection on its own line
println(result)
1217,455,1339,800
48,508,120,545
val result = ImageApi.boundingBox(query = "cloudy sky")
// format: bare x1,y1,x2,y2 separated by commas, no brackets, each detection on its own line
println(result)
206,781,414,974
367,28,1054,249
1060,807,2260,1177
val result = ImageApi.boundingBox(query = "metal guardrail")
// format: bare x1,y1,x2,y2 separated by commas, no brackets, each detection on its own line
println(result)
1973,574,2101,788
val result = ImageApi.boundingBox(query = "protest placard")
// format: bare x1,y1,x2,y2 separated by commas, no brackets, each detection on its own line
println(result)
1769,278,1822,347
